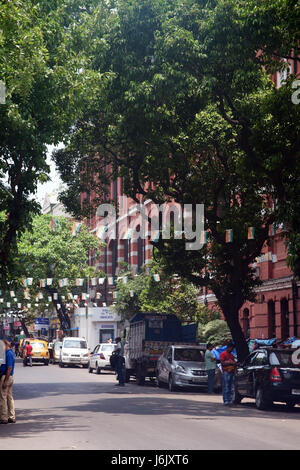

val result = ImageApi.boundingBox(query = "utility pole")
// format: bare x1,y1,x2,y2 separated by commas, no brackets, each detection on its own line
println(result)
86,274,89,344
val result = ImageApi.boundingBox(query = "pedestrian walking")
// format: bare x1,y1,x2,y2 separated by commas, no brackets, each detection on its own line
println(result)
0,339,16,424
25,340,33,367
205,343,216,394
220,342,237,406
114,337,125,386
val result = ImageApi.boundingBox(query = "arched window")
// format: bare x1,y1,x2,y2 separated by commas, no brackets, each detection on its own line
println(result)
268,300,276,338
280,298,290,340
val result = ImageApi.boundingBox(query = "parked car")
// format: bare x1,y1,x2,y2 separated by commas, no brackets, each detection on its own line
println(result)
234,347,300,409
59,337,89,368
52,340,62,364
21,339,50,365
89,343,116,374
156,345,221,392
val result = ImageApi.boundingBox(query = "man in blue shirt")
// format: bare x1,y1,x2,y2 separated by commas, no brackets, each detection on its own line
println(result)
0,339,16,424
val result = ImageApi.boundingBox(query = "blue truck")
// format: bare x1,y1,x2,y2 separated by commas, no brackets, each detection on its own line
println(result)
123,313,198,385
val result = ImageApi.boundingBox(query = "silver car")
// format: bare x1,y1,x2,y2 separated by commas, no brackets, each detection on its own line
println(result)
156,345,220,392
88,343,116,374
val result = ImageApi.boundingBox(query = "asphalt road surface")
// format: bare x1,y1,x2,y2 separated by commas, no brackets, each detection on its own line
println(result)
1,359,300,450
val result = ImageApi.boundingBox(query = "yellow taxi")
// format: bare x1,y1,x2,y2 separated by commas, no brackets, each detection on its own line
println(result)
22,339,50,365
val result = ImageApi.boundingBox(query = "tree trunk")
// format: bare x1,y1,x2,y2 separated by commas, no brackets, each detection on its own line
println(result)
223,307,249,362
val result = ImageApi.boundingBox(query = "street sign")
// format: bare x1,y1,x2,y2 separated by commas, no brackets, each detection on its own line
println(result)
34,318,50,330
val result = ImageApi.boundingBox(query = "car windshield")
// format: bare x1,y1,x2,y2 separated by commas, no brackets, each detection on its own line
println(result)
64,340,87,349
101,344,115,352
31,342,45,350
269,350,300,368
174,348,204,362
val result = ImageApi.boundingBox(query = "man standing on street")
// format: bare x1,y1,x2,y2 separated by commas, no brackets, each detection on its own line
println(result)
220,342,237,406
114,337,125,386
0,339,16,424
205,343,217,394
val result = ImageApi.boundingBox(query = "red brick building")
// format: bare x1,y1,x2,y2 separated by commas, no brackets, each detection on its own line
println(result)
83,56,300,341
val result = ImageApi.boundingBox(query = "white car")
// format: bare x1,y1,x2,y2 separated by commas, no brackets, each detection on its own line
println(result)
89,343,116,374
59,337,89,368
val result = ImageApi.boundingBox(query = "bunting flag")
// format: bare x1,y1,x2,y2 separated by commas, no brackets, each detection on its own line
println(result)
107,277,114,285
153,274,160,282
225,229,233,243
24,291,30,300
37,292,43,300
6,302,11,308
72,222,82,236
40,279,46,288
50,219,58,232
91,278,97,286
53,293,58,300
200,231,208,244
98,278,105,285
96,225,107,239
10,291,15,297
67,293,73,300
150,230,160,242
96,293,102,299
17,303,22,309
47,278,53,286
123,228,133,240
248,227,255,240
113,292,118,299
0,299,3,303
146,267,151,276
269,223,276,236
122,276,128,284
48,296,52,302
75,278,84,286
129,290,135,297
24,278,33,286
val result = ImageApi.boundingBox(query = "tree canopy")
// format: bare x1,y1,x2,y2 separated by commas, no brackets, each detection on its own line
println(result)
52,0,300,359
0,0,106,283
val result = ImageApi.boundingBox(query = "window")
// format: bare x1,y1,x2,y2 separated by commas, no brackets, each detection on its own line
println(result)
252,352,268,366
64,340,87,349
174,348,204,362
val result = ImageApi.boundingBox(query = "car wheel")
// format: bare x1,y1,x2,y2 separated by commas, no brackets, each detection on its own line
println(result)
168,374,177,392
255,387,271,410
233,387,243,404
125,369,131,383
96,364,102,374
286,400,296,409
136,366,145,386
44,360,49,366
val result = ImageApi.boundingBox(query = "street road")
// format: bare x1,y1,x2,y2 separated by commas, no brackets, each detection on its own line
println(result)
1,359,300,450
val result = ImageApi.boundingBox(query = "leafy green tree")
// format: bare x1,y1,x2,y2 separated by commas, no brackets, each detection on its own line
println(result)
113,261,207,324
0,0,104,282
0,215,103,331
54,0,300,359
199,320,232,347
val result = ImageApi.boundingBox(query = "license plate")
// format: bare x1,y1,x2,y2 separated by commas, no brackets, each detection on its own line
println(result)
292,389,300,395
192,377,204,383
